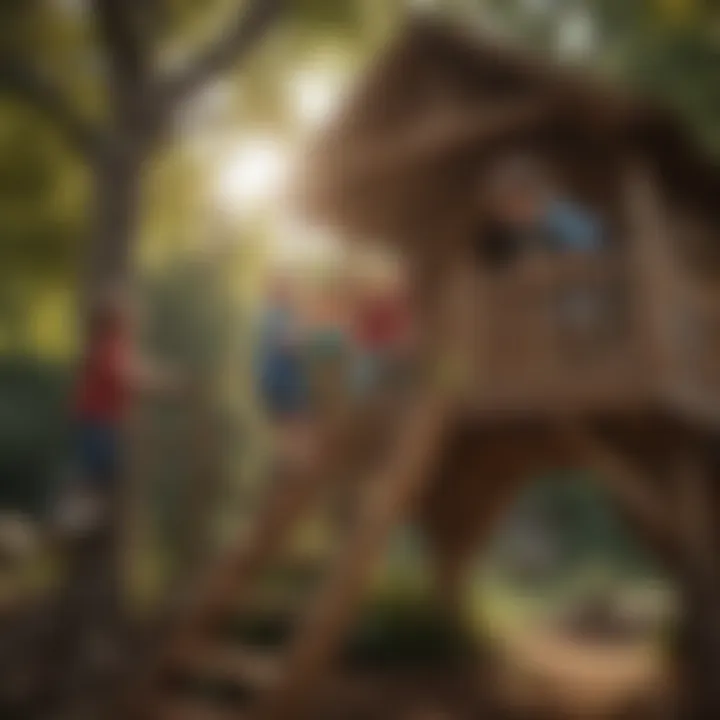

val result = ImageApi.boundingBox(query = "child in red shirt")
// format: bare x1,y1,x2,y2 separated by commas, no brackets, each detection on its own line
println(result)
58,288,178,534
46,289,180,715
73,300,129,489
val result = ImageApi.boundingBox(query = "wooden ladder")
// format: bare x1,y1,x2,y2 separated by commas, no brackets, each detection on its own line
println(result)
133,391,449,720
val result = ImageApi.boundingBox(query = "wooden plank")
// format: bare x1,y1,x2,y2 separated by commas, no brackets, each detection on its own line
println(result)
317,100,550,197
129,430,352,719
257,393,451,720
168,465,334,645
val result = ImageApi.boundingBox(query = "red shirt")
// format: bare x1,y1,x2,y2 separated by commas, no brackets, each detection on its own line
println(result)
75,324,129,422
355,294,409,352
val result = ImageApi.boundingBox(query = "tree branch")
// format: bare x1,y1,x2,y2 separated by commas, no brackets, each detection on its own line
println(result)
0,54,105,159
91,0,148,93
159,0,284,109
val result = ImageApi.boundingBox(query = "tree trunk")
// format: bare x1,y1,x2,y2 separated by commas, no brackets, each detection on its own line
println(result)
85,146,142,304
42,139,145,718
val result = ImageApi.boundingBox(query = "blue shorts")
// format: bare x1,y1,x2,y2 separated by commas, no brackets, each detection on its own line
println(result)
76,421,119,488
260,353,308,421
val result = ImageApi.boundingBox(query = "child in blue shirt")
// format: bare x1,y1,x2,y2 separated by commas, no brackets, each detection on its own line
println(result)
256,277,308,421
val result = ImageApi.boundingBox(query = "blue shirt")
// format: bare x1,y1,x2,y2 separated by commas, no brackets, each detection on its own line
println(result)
544,200,603,253
255,305,299,386
258,306,294,356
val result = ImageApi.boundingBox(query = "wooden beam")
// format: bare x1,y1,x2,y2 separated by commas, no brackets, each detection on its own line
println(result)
313,100,550,200
672,442,717,582
563,424,680,562
623,161,681,398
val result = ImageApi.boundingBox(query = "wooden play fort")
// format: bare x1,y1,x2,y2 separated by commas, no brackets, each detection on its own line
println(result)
134,16,720,720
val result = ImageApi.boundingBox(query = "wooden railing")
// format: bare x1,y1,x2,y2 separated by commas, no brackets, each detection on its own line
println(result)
474,251,640,414
467,247,720,422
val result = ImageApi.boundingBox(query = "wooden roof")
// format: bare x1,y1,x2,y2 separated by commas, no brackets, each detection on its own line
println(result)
295,14,720,246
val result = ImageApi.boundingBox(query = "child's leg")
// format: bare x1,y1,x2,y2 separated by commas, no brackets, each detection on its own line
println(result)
55,424,113,537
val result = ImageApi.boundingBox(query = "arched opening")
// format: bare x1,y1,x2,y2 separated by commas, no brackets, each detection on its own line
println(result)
416,421,700,719
477,471,677,719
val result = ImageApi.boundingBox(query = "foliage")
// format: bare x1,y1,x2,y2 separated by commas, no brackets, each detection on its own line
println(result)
0,357,72,516
490,473,663,586
0,0,713,619
134,252,246,584
476,0,720,155
346,589,474,668
0,101,88,287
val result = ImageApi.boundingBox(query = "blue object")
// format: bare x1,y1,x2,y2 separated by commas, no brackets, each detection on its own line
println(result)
259,352,308,418
256,306,308,419
76,421,119,487
544,200,603,253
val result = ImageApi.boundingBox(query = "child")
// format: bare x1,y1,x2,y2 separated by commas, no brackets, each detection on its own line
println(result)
480,157,607,353
57,286,178,535
256,273,316,470
45,285,180,716
481,157,604,260
305,277,352,415
351,267,414,398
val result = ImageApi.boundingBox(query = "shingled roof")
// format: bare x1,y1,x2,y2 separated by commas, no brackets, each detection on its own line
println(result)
296,14,720,243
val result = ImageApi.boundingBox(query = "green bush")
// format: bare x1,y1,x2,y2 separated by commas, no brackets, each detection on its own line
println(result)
344,591,474,670
0,356,72,516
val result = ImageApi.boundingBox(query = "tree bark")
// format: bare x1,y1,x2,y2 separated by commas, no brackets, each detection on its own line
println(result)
85,146,143,302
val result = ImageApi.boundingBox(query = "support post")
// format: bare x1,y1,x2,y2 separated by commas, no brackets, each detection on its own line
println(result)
623,161,680,398
669,440,720,719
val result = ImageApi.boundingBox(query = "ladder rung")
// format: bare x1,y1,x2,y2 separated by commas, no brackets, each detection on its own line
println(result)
156,696,247,720
173,644,280,691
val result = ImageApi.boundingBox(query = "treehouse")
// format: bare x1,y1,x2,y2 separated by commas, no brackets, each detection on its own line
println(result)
138,16,720,720
303,17,720,425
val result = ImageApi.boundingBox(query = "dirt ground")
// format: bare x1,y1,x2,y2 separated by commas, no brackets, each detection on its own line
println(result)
490,625,675,719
